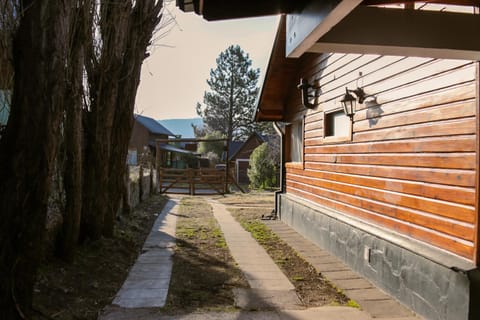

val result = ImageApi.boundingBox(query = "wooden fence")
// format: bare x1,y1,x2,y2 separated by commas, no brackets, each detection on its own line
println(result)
158,168,226,195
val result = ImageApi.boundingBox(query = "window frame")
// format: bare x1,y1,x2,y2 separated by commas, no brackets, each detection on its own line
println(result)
286,115,305,169
323,107,352,144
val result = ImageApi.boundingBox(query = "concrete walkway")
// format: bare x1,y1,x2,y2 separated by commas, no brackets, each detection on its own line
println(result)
102,196,421,320
112,198,179,308
264,220,421,320
209,200,302,310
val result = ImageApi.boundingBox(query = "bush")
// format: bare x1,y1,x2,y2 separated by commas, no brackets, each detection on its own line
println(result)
248,142,279,190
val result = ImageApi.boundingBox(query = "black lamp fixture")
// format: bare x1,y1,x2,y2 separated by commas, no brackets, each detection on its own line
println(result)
297,78,315,109
340,86,367,119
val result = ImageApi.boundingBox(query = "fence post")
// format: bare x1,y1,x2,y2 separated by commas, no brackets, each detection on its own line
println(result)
159,168,163,193
149,162,153,195
187,168,193,195
123,164,131,215
156,141,161,193
192,168,196,195
139,165,143,203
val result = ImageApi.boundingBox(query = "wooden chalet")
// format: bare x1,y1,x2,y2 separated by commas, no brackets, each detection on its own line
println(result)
128,114,175,165
177,1,480,319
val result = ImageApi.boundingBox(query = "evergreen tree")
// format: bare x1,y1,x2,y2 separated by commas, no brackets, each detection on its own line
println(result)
197,45,266,142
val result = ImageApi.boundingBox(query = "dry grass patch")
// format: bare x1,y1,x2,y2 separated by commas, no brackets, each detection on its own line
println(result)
33,195,168,320
163,196,248,314
218,192,349,308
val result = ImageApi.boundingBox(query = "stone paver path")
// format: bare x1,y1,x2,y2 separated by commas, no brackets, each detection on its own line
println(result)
112,198,179,308
265,220,421,320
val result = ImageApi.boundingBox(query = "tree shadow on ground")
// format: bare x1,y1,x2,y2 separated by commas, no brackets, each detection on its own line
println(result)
164,237,248,314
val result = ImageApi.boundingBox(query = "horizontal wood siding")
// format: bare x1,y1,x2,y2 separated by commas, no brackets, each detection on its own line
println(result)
288,54,477,260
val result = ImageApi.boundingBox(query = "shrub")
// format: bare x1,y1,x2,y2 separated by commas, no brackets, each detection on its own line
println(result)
248,142,279,189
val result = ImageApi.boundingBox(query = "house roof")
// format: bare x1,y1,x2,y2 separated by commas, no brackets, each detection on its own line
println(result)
135,114,175,136
255,15,299,122
228,141,244,160
158,143,196,155
176,0,296,21
229,133,268,161
178,1,480,61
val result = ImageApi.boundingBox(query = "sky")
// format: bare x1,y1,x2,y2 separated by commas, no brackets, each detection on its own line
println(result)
134,3,279,120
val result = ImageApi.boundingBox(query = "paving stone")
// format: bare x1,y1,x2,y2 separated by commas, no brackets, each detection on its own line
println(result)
136,254,172,264
321,270,362,280
112,296,167,308
279,306,374,320
334,278,374,290
115,288,169,300
314,262,350,272
121,278,171,289
113,199,178,308
210,201,296,300
240,263,286,273
306,256,342,265
344,288,392,301
243,271,290,281
129,263,173,276
248,279,295,290
233,288,303,310
358,299,415,318
263,219,421,319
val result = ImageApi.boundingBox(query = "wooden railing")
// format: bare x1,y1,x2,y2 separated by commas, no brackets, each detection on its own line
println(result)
158,168,227,195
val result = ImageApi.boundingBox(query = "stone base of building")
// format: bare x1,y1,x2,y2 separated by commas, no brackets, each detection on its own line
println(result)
278,193,479,320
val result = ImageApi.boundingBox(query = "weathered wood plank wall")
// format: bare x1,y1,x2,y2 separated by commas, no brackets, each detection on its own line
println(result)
285,53,477,260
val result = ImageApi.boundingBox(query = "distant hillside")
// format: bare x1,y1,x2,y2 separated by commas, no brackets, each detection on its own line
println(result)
158,118,203,138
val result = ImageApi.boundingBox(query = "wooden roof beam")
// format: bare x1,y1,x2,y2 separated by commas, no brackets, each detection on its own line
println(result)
255,109,284,122
286,0,363,58
362,0,480,7
177,0,301,21
308,6,480,60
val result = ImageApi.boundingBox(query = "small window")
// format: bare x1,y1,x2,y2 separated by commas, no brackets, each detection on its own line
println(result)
290,119,304,163
324,109,351,142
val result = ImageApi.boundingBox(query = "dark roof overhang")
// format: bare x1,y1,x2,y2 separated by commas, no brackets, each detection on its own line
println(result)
177,0,480,61
176,0,301,21
254,15,299,122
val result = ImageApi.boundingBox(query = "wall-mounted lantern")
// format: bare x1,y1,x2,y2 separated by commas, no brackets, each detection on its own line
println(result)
297,78,315,109
340,87,367,119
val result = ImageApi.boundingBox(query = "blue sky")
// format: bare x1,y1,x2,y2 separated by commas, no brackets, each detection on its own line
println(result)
135,3,279,120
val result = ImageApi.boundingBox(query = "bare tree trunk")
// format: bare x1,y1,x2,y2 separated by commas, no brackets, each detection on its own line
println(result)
82,1,163,239
0,1,72,318
57,5,87,261
81,1,131,241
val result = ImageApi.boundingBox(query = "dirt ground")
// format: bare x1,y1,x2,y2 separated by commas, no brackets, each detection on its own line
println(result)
162,196,248,314
33,192,348,319
214,192,349,307
33,195,167,320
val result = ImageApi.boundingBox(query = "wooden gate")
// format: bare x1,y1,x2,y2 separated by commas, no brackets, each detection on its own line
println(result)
158,168,226,195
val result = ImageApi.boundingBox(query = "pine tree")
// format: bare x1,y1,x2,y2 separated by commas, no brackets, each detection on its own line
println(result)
197,45,269,142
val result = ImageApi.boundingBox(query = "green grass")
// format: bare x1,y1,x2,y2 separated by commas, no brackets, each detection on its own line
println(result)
346,299,361,308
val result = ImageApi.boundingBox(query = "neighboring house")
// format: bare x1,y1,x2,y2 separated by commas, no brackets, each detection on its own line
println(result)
178,2,480,320
129,114,175,165
228,133,267,185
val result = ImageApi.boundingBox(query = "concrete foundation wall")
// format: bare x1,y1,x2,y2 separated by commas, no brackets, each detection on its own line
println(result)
279,194,475,320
